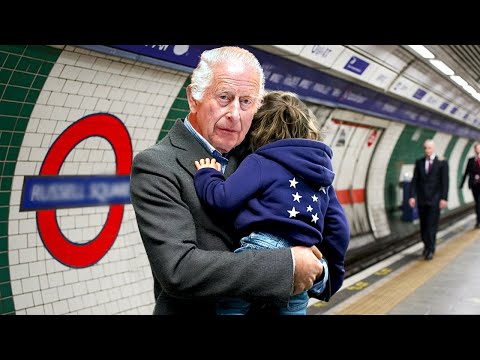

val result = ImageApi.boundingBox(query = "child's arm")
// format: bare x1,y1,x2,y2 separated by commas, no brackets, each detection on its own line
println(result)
194,158,222,172
193,155,262,212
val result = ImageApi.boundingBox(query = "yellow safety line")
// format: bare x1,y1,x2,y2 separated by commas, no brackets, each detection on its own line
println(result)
333,228,480,315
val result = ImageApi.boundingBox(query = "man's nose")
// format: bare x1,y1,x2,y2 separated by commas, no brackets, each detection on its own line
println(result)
227,100,241,121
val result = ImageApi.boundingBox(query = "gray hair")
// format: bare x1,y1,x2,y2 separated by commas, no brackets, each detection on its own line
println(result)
190,46,265,110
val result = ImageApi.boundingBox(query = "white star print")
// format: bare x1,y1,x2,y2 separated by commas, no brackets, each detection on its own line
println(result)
319,186,326,194
311,194,318,202
306,205,313,212
289,177,298,188
288,207,300,218
292,192,302,202
311,213,319,223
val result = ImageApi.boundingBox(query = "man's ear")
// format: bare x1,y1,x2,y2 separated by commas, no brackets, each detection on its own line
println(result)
186,85,197,113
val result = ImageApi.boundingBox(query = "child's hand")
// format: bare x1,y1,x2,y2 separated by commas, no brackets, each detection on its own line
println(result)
195,158,222,171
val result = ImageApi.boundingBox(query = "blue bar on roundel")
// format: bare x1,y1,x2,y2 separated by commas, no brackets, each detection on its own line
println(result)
20,175,131,211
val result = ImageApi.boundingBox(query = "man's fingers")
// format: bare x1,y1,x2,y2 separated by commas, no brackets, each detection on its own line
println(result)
311,245,322,259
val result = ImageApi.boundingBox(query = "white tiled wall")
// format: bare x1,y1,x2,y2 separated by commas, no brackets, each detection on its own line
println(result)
9,46,189,314
366,122,406,238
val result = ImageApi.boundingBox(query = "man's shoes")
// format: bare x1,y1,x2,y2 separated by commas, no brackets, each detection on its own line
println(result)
475,223,480,229
422,248,428,257
424,251,433,260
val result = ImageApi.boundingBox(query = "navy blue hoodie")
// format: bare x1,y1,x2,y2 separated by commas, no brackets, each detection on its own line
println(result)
194,138,350,294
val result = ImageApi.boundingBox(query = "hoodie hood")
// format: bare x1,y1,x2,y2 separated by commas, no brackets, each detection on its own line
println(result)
255,138,335,187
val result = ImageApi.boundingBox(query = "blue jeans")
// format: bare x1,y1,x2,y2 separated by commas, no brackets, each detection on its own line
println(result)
216,231,310,315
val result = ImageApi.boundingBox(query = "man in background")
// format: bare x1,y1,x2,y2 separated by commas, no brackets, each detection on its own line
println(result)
460,143,480,228
409,139,449,260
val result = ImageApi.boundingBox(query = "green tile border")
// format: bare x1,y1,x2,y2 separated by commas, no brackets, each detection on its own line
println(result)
384,126,436,217
0,45,62,315
157,77,191,142
458,140,475,205
1,297,14,314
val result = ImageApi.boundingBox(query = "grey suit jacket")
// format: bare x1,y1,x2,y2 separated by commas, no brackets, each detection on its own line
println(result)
130,119,294,314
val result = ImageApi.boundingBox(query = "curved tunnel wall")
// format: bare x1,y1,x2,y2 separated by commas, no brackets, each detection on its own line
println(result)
0,45,477,314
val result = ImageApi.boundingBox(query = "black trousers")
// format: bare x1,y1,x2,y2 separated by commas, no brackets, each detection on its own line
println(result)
418,204,440,253
472,185,480,225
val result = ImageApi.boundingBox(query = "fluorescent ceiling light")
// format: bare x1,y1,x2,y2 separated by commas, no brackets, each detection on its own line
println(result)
471,92,480,101
407,45,435,59
463,84,477,95
450,76,480,102
451,75,468,87
429,59,455,76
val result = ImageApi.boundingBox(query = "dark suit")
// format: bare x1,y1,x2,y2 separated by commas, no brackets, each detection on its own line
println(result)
130,119,321,315
460,156,480,225
410,156,449,254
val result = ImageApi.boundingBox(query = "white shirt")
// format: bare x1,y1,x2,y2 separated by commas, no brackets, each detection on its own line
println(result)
425,153,436,173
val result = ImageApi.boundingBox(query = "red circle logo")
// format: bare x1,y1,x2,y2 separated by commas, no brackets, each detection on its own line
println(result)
36,113,132,268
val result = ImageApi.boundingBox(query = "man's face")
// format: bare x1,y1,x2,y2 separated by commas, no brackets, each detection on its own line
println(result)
424,142,434,158
187,62,260,154
475,144,480,155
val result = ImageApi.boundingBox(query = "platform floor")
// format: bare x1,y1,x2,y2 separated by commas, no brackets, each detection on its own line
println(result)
308,213,480,315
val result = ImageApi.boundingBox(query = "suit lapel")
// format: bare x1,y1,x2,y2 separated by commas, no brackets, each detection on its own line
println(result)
424,156,438,176
224,153,239,178
473,157,480,170
168,119,241,178
430,157,437,173
169,120,211,178
422,157,428,175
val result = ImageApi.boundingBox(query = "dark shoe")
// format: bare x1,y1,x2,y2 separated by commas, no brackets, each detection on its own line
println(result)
422,248,428,257
476,223,480,229
425,252,433,260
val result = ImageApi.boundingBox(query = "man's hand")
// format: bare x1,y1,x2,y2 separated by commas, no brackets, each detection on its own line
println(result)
291,246,323,295
439,199,447,209
408,197,416,208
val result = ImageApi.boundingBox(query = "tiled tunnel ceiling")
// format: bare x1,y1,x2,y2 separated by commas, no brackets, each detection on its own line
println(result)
428,45,480,91
443,45,480,83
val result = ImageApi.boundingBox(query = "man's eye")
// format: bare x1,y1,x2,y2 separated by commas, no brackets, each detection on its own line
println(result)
241,98,254,109
218,95,230,104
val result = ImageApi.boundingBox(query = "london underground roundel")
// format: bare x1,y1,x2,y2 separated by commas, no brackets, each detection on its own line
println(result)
35,114,132,268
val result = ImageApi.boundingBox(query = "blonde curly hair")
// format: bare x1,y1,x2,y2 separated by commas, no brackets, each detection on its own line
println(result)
248,91,323,151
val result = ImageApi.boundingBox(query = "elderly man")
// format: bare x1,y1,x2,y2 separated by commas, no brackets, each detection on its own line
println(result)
130,46,329,315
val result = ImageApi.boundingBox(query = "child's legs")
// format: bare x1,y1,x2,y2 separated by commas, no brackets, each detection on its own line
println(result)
234,231,294,252
232,232,310,315
216,232,292,315
278,291,309,315
216,297,251,315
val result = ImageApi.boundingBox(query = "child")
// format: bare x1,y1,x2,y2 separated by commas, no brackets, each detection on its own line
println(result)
194,91,350,315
